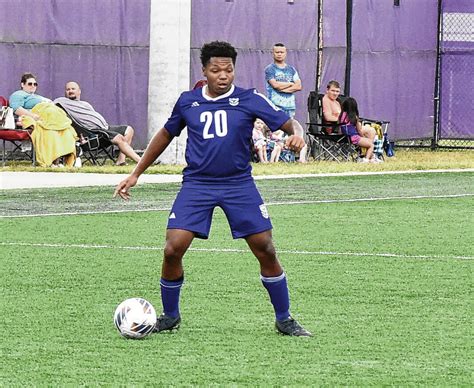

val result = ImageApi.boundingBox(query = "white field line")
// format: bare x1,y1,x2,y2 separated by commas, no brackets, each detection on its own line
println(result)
252,168,474,180
1,193,473,219
0,241,472,261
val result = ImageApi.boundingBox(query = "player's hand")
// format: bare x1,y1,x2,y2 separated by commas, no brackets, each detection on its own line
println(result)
113,175,138,200
285,135,306,152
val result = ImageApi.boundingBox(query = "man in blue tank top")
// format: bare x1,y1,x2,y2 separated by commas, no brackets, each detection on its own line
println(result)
114,41,311,337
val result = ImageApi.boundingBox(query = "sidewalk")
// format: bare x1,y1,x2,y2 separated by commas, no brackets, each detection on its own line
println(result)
2,168,473,190
0,171,182,190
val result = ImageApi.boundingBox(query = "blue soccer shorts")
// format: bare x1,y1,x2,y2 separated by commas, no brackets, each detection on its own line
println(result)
167,181,272,239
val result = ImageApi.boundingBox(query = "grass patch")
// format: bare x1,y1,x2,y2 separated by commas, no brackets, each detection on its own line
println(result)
1,173,473,385
1,149,474,175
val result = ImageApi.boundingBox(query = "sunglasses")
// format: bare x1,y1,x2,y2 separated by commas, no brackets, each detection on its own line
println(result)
26,82,38,86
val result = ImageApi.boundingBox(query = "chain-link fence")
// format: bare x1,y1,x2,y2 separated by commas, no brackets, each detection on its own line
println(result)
437,8,474,148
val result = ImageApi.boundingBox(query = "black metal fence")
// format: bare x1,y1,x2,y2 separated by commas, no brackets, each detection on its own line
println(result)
434,6,474,149
316,0,473,150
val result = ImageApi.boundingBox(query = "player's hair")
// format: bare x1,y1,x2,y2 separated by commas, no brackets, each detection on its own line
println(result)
327,80,340,89
274,43,285,47
200,41,237,66
339,97,359,125
21,72,37,84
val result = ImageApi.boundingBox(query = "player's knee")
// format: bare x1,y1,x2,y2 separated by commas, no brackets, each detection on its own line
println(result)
163,241,186,262
255,238,277,260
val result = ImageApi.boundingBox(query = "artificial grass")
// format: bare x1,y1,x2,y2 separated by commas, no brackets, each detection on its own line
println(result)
1,173,472,385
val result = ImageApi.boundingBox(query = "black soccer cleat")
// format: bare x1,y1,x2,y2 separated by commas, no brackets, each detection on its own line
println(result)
275,317,312,337
153,313,181,333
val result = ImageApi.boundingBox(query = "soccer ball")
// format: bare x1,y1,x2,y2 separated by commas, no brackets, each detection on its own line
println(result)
114,298,157,339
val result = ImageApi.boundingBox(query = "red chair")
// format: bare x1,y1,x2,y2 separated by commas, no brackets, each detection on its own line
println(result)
0,96,7,107
0,129,34,166
0,96,35,166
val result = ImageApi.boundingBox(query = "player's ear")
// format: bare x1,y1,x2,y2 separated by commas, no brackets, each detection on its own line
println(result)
202,66,206,76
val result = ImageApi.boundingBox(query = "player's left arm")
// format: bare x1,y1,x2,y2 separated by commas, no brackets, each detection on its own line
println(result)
280,118,305,152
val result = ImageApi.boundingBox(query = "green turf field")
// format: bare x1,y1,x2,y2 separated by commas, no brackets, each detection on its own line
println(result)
1,171,473,385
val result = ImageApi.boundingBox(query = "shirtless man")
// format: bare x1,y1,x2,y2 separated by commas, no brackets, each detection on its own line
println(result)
321,80,342,134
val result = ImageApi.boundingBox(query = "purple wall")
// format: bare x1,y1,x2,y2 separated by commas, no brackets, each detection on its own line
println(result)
319,0,347,92
1,0,470,152
0,0,151,148
321,0,439,140
190,0,318,127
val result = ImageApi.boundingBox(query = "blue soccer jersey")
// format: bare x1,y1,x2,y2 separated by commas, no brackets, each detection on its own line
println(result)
164,85,289,183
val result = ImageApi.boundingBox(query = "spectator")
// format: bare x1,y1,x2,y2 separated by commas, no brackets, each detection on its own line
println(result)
339,97,378,163
270,130,297,163
264,125,283,163
264,43,307,162
321,80,342,134
9,72,51,122
54,81,141,166
252,118,268,163
9,72,76,167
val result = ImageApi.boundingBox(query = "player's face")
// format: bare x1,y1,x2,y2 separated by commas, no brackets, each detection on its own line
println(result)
272,46,287,63
203,57,234,97
327,86,340,101
66,82,81,100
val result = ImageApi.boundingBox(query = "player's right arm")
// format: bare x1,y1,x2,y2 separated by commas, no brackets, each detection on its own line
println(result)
280,118,305,152
114,127,173,200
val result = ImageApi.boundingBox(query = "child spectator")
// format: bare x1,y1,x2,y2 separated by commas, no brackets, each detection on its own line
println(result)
252,118,268,163
265,127,283,163
339,97,378,163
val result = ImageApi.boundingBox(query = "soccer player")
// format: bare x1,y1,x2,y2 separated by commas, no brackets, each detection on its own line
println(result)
114,41,311,337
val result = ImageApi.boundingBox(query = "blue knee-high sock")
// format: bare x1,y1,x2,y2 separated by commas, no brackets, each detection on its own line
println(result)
261,272,290,321
160,276,183,318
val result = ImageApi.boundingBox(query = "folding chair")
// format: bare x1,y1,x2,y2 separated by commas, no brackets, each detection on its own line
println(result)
0,128,35,167
306,92,358,162
306,92,390,162
0,97,35,166
72,124,117,165
56,103,116,165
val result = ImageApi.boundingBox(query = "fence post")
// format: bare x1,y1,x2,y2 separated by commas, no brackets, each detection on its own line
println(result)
432,0,443,150
344,0,353,96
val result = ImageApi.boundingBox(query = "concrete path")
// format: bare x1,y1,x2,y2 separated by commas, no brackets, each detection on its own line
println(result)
0,171,182,190
1,168,473,190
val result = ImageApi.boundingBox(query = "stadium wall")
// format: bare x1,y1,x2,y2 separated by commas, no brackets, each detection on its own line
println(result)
190,0,318,130
0,0,151,149
1,1,471,161
319,0,439,141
